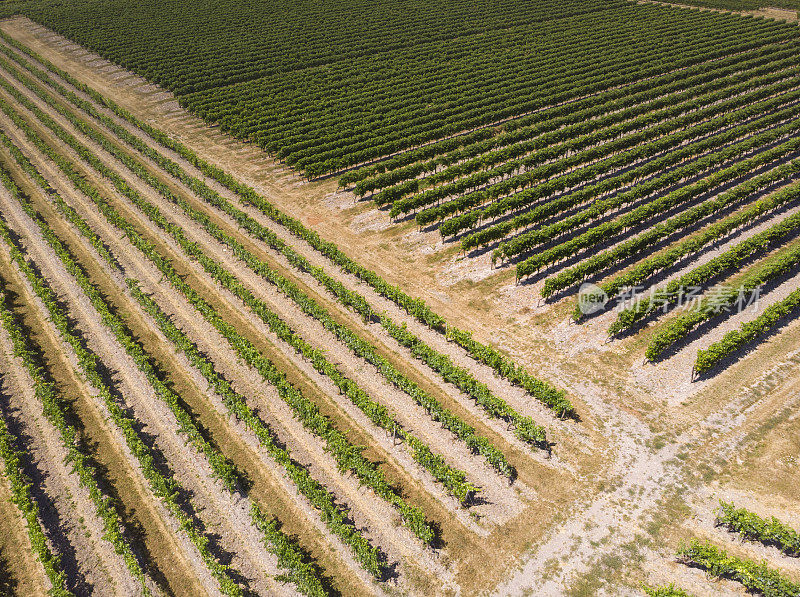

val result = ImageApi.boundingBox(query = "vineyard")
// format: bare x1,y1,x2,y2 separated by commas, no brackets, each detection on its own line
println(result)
6,0,797,375
0,1,798,596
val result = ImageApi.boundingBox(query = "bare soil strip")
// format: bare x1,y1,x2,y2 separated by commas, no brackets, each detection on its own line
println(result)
0,250,196,596
0,148,295,597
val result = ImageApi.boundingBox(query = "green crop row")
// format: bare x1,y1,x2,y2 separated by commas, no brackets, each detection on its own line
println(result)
0,32,571,417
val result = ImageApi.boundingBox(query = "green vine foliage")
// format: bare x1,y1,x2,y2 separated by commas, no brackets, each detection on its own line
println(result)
611,184,800,337
0,28,573,419
715,501,800,556
418,65,800,234
695,289,800,373
0,310,74,596
644,584,694,597
0,71,433,551
678,539,800,597
0,108,375,585
0,164,242,595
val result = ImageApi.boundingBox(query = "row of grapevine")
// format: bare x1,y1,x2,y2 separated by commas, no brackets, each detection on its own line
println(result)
650,0,800,10
23,0,619,93
0,32,570,418
715,501,800,556
695,286,800,373
0,129,240,490
1,53,515,482
0,91,438,547
465,76,800,251
502,125,800,272
0,131,345,592
553,158,800,308
0,32,572,425
644,586,693,597
591,174,800,305
677,539,800,596
0,174,242,593
0,73,485,506
264,9,747,162
0,315,73,596
655,506,800,596
440,80,800,240
190,8,788,176
385,62,800,218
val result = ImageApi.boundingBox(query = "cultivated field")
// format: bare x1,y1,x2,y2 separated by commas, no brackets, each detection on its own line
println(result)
0,2,798,597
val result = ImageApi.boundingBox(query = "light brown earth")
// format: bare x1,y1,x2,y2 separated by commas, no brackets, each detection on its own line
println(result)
637,1,799,22
0,14,798,596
